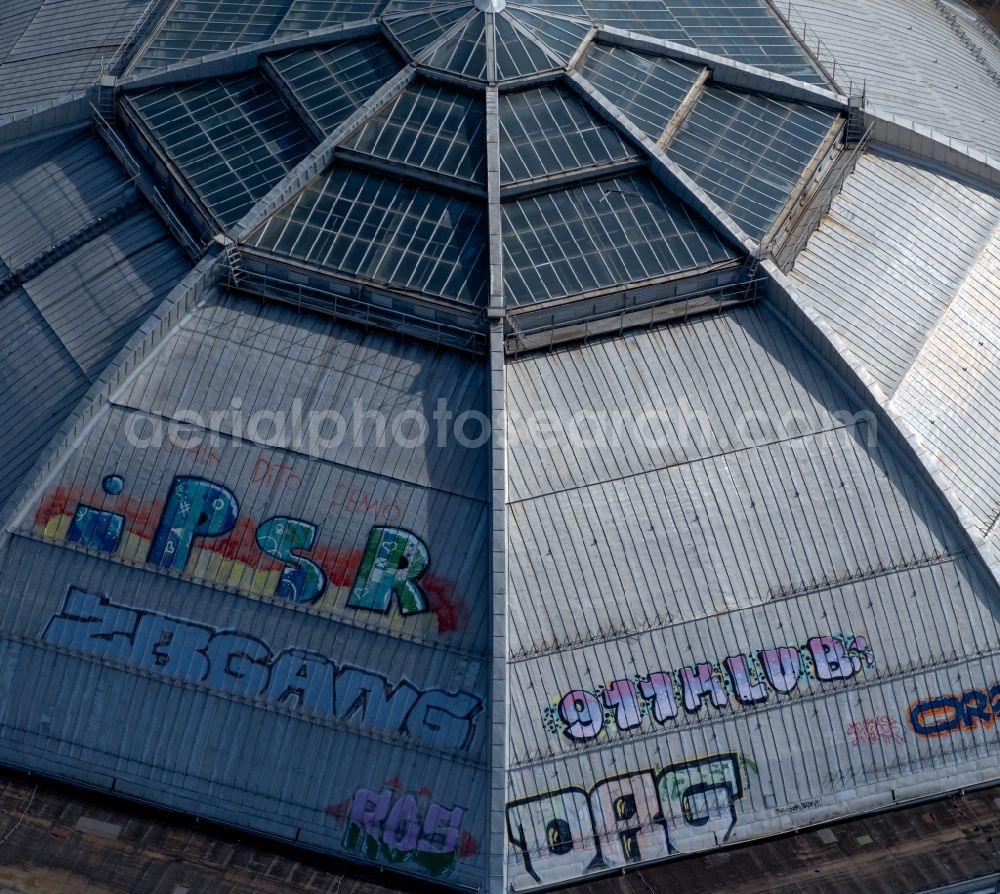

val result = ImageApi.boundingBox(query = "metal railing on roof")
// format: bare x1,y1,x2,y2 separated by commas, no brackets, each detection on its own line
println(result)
505,265,765,355
932,0,1000,89
764,0,864,95
90,105,207,260
99,0,166,78
765,121,873,271
227,258,489,355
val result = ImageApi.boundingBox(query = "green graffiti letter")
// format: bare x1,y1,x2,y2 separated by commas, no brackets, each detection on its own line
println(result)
347,527,430,616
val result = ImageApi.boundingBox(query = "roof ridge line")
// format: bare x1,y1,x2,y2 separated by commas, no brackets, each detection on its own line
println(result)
498,9,566,69
412,8,479,65
767,255,1000,610
865,102,1000,193
505,3,592,26
889,215,1000,435
564,68,757,255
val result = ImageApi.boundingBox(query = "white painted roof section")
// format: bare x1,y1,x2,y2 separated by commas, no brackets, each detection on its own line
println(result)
789,154,1000,396
507,303,966,658
504,302,1000,890
789,153,1000,543
787,0,1000,159
890,225,1000,539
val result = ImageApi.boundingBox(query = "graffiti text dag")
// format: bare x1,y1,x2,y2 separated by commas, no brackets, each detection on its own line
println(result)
507,754,744,890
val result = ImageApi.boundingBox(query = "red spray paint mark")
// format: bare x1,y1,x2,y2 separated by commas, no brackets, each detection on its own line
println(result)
423,576,469,634
325,797,352,825
458,831,479,859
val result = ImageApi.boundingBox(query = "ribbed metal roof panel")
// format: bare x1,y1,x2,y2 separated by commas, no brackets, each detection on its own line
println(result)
0,287,491,887
504,304,1000,890
788,153,1000,539
787,0,1000,158
0,289,89,508
507,306,964,658
507,550,1000,888
0,541,489,885
23,211,189,376
0,130,135,272
0,128,189,515
889,226,1000,536
506,303,846,502
0,0,149,117
53,295,492,651
790,154,1000,397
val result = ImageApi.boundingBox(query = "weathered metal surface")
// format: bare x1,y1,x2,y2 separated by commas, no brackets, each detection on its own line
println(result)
504,302,1000,890
0,287,492,889
786,0,1000,158
0,128,189,511
0,0,153,118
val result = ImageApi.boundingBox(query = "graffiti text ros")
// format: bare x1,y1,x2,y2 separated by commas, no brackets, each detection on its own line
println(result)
329,783,476,877
43,588,482,750
546,634,875,741
507,754,744,890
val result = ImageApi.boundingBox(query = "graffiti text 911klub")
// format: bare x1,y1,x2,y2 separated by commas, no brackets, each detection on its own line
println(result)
546,634,875,741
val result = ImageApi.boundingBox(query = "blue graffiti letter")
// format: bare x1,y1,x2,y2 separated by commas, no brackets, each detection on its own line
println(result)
256,517,327,604
148,477,238,571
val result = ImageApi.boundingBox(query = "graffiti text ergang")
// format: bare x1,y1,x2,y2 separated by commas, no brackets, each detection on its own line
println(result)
43,588,481,750
548,634,875,740
507,754,743,890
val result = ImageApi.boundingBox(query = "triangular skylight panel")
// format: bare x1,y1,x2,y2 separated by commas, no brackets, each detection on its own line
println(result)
423,12,488,80
499,85,639,185
494,13,561,79
383,5,472,58
506,7,591,63
266,37,404,135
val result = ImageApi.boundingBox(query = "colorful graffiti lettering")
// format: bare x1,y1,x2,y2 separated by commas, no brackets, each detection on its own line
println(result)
347,528,430,616
908,683,1000,738
506,754,744,890
327,782,476,877
148,477,239,570
42,587,482,750
37,475,458,628
545,634,876,740
845,716,906,746
66,474,127,552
